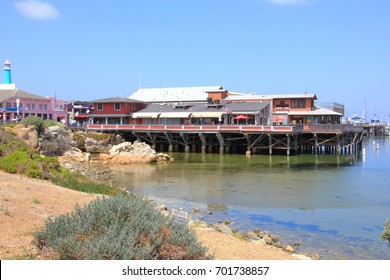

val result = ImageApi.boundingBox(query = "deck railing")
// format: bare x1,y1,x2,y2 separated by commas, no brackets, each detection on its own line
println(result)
86,124,364,134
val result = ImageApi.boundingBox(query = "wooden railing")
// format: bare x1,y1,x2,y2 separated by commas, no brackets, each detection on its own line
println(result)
86,124,364,134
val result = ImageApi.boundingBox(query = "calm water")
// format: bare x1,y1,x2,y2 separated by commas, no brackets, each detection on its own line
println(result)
106,137,390,259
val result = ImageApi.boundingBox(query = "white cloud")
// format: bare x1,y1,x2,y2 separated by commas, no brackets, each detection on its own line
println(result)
267,0,308,5
15,0,59,20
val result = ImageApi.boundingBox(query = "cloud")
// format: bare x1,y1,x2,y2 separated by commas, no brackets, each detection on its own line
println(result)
267,0,308,5
15,0,59,20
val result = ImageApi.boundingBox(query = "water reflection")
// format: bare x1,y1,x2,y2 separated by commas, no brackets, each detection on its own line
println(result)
99,137,390,259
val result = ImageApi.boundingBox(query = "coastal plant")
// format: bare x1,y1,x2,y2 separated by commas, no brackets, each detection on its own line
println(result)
32,198,41,204
86,132,111,141
381,219,390,246
33,195,211,260
50,168,120,196
20,116,44,135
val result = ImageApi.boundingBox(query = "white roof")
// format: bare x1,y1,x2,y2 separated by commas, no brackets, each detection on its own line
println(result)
288,108,342,116
226,92,317,100
129,86,225,103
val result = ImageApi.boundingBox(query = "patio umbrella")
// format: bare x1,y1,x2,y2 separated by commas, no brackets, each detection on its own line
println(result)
233,115,250,120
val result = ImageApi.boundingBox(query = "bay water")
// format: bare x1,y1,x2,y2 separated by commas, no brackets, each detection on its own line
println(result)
106,136,390,259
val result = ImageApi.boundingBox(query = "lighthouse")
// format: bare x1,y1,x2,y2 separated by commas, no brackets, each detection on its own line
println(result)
4,60,11,84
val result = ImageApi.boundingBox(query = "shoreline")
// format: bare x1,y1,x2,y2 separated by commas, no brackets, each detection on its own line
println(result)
0,170,302,260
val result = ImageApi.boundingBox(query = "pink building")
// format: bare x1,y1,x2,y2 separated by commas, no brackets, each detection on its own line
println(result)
0,83,67,123
0,60,67,123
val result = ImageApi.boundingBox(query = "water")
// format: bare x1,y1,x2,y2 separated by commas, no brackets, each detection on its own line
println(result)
104,137,390,259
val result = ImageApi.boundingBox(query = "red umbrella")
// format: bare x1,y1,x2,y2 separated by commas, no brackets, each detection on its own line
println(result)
233,115,250,120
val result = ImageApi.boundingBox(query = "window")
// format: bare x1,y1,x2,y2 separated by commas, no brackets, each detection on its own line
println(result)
27,103,31,110
6,102,12,108
43,104,48,110
97,103,103,111
55,105,64,111
114,103,121,111
39,104,43,110
291,99,306,109
31,104,36,110
132,103,137,110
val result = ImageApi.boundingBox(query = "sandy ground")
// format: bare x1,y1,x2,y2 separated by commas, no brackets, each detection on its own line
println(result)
0,171,297,260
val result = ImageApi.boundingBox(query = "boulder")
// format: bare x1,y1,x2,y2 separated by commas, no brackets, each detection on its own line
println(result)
10,124,39,149
59,147,86,163
213,224,234,236
99,141,157,164
155,153,174,162
245,232,260,242
262,235,274,245
284,245,295,253
84,133,123,153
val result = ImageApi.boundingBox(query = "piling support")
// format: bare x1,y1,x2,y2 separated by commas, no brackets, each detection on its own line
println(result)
287,134,291,156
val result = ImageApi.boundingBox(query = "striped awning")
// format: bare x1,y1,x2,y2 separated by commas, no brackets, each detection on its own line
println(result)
159,112,191,118
191,112,224,118
132,112,160,118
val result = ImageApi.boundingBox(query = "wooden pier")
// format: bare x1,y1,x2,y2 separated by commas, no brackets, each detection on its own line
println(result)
86,124,366,155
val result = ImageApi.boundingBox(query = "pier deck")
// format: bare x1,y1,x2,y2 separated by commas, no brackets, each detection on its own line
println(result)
85,124,366,155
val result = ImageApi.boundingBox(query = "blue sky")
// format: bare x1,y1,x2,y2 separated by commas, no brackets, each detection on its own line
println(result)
1,0,389,120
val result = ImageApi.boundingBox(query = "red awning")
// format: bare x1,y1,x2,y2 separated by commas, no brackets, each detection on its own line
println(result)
74,114,90,119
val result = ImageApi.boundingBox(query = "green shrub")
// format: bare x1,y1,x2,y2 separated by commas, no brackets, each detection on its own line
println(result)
0,150,32,173
19,116,44,134
34,195,211,260
381,219,390,245
50,170,120,196
86,132,111,141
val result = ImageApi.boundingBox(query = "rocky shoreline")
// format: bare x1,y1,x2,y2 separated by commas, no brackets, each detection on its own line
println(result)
156,204,317,260
5,125,315,259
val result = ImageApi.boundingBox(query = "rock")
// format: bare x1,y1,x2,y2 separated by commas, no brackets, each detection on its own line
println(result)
60,147,86,163
245,232,260,241
192,208,200,213
84,133,123,153
213,224,233,236
310,253,321,260
45,126,62,135
100,141,157,164
155,153,173,162
10,124,38,148
292,254,311,260
270,234,279,243
262,235,273,245
284,245,295,253
207,203,227,211
204,211,213,215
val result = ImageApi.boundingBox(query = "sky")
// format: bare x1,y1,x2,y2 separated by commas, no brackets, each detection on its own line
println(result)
1,0,389,120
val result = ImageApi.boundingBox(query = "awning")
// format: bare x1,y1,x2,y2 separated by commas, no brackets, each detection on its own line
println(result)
191,112,224,118
159,112,191,118
74,114,90,119
131,112,160,118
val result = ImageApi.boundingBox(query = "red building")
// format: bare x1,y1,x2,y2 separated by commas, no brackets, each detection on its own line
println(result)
89,97,145,125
